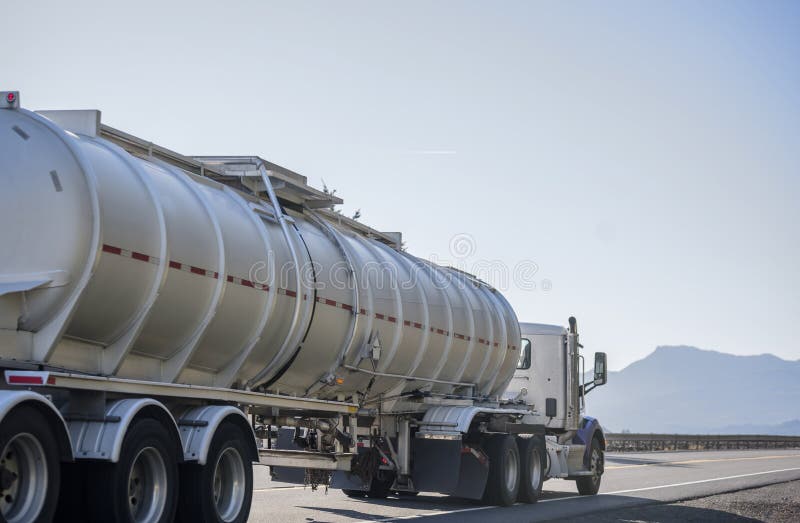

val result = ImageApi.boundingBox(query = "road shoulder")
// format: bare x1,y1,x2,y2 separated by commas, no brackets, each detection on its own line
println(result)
565,479,800,522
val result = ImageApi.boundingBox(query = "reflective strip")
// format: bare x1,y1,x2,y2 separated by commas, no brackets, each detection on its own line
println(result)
100,242,510,349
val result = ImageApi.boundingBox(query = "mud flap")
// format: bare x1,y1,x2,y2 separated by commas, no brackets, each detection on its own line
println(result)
410,438,489,498
452,446,490,499
411,438,462,493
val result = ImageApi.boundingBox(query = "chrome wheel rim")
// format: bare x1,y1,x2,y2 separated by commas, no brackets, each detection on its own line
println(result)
128,446,167,523
213,447,246,522
504,448,518,492
0,433,48,523
590,448,602,485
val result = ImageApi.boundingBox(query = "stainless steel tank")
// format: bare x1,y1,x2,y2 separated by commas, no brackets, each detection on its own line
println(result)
0,106,521,403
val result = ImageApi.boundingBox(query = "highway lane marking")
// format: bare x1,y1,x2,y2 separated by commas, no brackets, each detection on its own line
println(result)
606,453,800,470
353,466,800,522
602,466,800,495
253,485,308,492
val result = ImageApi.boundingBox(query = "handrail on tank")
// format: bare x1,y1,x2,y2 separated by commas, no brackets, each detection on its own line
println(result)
252,159,306,389
194,156,307,390
343,364,475,389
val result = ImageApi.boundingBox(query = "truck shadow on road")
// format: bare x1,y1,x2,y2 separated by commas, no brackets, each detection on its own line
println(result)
297,493,764,523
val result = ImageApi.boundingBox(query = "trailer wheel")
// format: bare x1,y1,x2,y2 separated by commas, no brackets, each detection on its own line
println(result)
56,461,88,521
178,422,253,523
481,434,520,506
576,437,603,495
0,405,61,523
341,489,367,498
366,473,393,499
516,436,544,503
88,418,179,523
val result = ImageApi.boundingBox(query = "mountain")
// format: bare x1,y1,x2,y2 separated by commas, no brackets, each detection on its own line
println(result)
584,346,800,434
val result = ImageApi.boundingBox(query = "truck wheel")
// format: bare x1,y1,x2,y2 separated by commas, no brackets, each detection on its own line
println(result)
516,436,544,503
178,422,253,523
341,489,367,498
576,437,603,495
56,462,88,521
366,474,393,499
88,418,179,523
0,405,61,523
481,434,520,506
342,472,391,499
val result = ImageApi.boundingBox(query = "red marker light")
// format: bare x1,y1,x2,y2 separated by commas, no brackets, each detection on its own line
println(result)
6,92,15,103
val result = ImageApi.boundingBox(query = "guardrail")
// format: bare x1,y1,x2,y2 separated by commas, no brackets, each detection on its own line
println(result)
605,433,800,452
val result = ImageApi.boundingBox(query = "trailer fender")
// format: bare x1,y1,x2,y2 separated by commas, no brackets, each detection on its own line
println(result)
0,389,73,461
178,405,258,465
68,397,181,462
417,405,530,437
574,416,605,468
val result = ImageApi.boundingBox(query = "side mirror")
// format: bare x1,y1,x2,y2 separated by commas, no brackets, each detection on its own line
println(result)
593,352,607,386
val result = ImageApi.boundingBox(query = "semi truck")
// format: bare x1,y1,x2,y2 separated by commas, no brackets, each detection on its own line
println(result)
0,90,608,523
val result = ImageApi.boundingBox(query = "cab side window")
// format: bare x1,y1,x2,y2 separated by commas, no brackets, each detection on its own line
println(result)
517,338,532,369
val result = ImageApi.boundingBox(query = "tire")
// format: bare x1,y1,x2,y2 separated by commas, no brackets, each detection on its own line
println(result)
366,474,393,499
516,436,544,503
576,437,603,495
55,462,88,522
178,422,253,523
87,417,179,523
481,434,520,506
0,405,61,523
341,472,392,499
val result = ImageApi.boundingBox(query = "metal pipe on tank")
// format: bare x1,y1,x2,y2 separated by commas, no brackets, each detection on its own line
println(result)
245,161,305,389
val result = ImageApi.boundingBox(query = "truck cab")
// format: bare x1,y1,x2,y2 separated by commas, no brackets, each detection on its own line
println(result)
505,319,609,494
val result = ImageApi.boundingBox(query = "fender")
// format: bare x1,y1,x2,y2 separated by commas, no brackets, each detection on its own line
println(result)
574,416,605,468
0,390,73,461
178,405,259,465
417,405,530,437
67,397,182,462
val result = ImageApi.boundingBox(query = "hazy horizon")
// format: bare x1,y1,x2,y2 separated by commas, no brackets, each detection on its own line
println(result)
2,1,798,370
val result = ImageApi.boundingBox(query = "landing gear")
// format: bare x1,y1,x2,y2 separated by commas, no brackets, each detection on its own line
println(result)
481,434,520,506
576,437,603,495
0,406,61,523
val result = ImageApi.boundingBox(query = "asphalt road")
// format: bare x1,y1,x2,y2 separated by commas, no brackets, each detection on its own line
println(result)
247,449,800,522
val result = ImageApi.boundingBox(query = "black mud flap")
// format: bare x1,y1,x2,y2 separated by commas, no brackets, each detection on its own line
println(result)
452,446,490,500
411,438,463,494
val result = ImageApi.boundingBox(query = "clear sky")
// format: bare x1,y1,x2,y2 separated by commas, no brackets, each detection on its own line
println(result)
2,1,798,369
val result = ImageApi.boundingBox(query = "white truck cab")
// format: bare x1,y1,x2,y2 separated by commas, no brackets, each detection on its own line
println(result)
506,321,607,429
501,319,609,494
505,323,570,418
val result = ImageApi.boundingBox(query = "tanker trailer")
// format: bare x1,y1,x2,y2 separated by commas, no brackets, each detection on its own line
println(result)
0,91,607,523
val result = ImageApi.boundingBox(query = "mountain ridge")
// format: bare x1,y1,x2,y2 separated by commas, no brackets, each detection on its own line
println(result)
585,345,800,434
